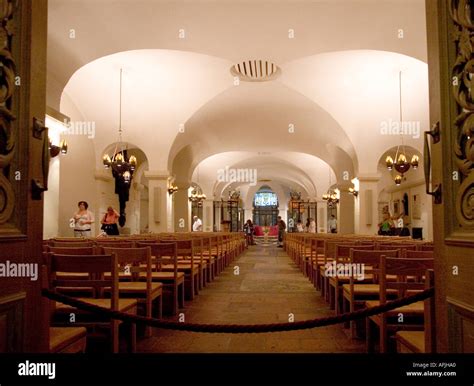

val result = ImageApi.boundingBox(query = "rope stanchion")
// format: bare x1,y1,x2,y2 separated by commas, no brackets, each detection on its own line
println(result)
42,287,434,334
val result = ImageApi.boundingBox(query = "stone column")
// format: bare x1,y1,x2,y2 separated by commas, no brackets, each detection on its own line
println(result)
215,200,222,231
355,175,380,235
316,200,327,233
144,171,173,233
173,181,191,232
336,182,355,234
202,199,214,232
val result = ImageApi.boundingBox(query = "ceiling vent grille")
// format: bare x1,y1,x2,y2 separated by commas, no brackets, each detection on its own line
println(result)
230,60,281,82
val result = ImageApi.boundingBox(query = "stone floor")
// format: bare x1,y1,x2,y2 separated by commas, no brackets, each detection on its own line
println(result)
138,244,365,353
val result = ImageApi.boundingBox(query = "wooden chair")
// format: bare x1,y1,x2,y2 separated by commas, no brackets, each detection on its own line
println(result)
41,265,88,353
419,244,434,252
328,244,374,313
342,249,400,338
95,240,134,248
49,240,95,248
309,238,325,287
175,239,199,300
136,242,185,315
199,236,216,282
366,256,434,353
319,240,343,299
49,327,87,353
395,269,436,353
377,244,417,252
209,235,224,274
404,250,434,259
190,237,207,289
101,246,163,336
45,246,98,295
46,253,137,353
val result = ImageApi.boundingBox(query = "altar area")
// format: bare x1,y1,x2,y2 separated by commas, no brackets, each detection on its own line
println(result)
253,225,279,245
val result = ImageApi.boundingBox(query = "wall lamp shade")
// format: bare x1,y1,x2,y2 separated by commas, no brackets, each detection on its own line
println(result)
348,187,359,197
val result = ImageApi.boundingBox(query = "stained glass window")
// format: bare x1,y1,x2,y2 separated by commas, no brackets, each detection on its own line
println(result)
254,192,278,207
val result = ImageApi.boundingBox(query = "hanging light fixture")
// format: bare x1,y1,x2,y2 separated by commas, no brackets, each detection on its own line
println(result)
189,187,206,205
102,68,137,181
385,71,419,184
102,68,137,227
322,167,339,207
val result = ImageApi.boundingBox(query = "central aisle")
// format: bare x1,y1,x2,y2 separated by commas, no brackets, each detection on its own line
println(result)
139,244,364,353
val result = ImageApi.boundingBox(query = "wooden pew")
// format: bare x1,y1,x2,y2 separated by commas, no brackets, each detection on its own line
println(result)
46,253,137,353
365,256,434,353
395,269,436,353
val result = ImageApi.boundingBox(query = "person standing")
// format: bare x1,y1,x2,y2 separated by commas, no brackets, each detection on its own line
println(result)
100,206,120,236
277,216,286,248
308,217,316,233
192,215,203,232
296,220,304,232
378,213,393,236
72,201,94,238
243,219,255,246
328,215,337,233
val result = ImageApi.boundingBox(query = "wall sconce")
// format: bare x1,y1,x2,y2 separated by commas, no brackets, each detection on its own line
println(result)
49,139,68,158
168,184,178,195
348,187,359,197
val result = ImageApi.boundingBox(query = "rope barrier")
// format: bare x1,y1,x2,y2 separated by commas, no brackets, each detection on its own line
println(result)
42,287,434,334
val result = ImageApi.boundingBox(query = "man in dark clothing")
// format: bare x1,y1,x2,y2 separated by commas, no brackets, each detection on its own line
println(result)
277,216,286,248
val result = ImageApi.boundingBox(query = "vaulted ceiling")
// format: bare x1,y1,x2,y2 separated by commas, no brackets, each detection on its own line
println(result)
48,0,429,200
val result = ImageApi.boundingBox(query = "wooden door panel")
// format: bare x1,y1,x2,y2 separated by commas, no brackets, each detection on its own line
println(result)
0,0,48,353
426,0,474,353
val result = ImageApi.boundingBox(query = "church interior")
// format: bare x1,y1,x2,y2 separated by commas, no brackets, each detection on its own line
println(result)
0,0,473,367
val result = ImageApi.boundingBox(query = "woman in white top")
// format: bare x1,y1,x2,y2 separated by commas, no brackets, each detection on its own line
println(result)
296,221,304,232
73,201,94,238
308,218,316,233
192,216,202,232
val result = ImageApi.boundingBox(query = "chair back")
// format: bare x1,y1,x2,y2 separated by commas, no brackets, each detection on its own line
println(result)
379,256,434,303
404,250,434,259
420,244,434,252
100,246,152,283
47,246,96,255
96,240,134,248
138,242,178,280
336,244,374,264
50,240,95,248
378,244,417,251
47,253,119,309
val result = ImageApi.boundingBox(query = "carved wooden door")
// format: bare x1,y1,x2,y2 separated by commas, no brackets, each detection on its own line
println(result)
0,0,48,352
426,0,474,352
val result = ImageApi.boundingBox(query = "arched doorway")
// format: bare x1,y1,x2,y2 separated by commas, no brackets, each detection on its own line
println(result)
252,186,279,226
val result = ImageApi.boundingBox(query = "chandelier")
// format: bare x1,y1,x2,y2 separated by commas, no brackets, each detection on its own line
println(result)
322,190,339,207
102,68,137,183
189,187,206,204
322,166,339,207
385,71,419,185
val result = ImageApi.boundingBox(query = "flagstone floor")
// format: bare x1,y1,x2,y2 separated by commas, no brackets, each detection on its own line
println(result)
138,244,365,353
